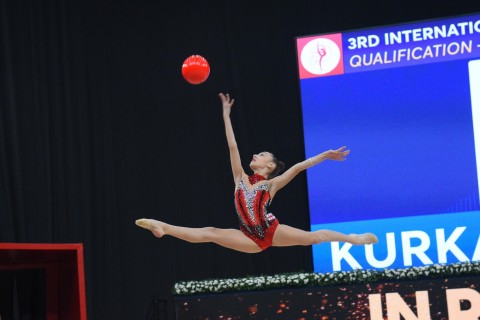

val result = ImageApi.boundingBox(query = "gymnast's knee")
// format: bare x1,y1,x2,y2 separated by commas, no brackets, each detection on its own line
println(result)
201,226,218,241
311,230,327,245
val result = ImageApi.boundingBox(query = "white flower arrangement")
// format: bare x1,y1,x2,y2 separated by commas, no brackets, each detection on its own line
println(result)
173,261,480,296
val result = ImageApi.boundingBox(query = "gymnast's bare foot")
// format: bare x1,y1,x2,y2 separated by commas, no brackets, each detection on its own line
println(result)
350,233,378,245
135,219,166,238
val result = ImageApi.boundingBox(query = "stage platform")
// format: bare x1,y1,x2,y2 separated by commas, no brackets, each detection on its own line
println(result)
174,262,480,319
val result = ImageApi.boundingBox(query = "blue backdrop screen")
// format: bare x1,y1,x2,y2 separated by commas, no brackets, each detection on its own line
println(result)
296,14,480,272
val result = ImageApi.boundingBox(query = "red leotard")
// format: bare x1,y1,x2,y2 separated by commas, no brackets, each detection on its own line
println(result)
234,173,279,250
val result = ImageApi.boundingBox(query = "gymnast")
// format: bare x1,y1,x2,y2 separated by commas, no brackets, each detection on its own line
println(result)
135,93,378,253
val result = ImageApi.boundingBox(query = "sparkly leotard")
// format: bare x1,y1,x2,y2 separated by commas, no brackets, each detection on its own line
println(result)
234,173,279,250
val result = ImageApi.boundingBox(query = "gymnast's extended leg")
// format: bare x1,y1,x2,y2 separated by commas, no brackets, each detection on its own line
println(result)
272,224,378,247
135,218,262,253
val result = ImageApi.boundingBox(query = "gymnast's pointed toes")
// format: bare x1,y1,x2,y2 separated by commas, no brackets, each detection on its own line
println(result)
370,233,378,244
135,218,151,230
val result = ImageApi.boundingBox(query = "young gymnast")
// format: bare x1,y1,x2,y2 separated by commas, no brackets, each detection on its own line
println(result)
135,93,378,253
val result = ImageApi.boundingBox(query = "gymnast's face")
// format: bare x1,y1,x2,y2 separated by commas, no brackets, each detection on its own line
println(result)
250,151,274,170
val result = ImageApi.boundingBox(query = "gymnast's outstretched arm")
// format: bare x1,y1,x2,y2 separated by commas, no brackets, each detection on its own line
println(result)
269,147,350,198
219,93,245,185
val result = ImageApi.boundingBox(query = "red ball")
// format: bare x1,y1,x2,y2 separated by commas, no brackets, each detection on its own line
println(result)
182,55,210,85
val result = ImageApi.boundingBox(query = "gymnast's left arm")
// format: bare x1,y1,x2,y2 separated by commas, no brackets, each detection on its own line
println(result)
269,146,350,196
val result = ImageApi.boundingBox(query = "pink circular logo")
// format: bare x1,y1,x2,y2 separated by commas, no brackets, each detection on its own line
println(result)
297,34,344,79
300,38,341,75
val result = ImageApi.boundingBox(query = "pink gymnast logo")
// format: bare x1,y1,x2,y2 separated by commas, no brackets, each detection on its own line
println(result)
266,213,276,221
297,33,344,79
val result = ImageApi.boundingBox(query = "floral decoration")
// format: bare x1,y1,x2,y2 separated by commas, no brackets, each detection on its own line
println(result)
173,261,480,296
